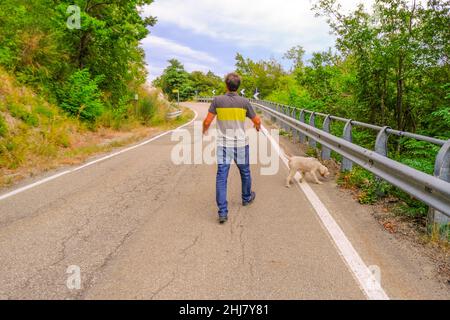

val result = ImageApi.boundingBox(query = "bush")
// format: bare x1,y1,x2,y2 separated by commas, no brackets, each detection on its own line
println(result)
58,69,104,122
138,96,157,124
97,102,134,131
394,139,439,175
338,165,429,217
338,166,391,205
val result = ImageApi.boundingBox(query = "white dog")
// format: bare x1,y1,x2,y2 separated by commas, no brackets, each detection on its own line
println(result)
286,156,330,187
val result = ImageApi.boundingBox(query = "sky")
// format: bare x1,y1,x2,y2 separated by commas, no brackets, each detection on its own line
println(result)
141,0,374,82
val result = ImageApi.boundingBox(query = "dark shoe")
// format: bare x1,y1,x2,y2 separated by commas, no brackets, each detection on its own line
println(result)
219,216,228,224
243,191,256,206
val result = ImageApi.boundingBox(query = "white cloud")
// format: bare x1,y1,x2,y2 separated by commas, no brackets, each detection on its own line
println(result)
143,0,374,54
145,64,165,80
141,36,218,64
141,35,225,80
141,0,375,81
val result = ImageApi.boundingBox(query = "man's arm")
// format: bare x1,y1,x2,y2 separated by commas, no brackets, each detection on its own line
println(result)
203,112,216,134
203,98,217,134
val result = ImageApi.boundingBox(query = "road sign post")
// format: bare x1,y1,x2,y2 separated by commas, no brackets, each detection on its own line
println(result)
172,89,180,105
134,93,139,116
253,88,260,100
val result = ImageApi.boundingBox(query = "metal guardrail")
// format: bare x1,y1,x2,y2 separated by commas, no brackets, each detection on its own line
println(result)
197,97,450,220
166,109,182,120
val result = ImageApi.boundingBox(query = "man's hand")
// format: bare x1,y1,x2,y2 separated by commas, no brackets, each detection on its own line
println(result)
252,116,261,132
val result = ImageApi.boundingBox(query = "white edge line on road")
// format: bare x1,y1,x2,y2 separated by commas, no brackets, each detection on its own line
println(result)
261,124,390,300
0,110,199,202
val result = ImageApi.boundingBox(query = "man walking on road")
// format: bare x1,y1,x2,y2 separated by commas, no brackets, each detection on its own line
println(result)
202,73,262,224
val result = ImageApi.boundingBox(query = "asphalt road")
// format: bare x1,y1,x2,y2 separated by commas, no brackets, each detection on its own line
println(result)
0,102,447,300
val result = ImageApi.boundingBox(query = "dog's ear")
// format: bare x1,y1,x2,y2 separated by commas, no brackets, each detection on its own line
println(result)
319,165,328,176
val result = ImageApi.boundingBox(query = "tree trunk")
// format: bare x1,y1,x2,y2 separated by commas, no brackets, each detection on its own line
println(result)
381,70,387,125
78,33,89,69
395,55,405,155
396,56,404,131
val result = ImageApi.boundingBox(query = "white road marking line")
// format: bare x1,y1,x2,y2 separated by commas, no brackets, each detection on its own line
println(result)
0,110,198,202
261,125,390,300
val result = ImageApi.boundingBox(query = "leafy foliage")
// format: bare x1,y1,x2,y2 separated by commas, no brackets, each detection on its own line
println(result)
0,0,157,119
138,96,157,125
153,59,193,101
153,59,225,101
58,69,104,122
235,53,286,98
192,0,448,218
190,71,225,96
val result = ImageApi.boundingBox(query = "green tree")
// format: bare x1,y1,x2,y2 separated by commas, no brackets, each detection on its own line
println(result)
0,0,157,116
313,0,450,133
235,53,285,98
189,71,224,96
153,59,194,101
283,45,306,71
56,0,156,106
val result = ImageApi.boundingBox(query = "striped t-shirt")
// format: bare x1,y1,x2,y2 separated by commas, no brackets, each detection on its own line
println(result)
209,92,257,147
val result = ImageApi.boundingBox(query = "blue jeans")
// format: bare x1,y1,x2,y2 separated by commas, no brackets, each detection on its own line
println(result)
216,145,252,217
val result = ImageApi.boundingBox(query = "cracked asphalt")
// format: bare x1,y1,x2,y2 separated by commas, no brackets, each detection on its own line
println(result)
0,102,447,300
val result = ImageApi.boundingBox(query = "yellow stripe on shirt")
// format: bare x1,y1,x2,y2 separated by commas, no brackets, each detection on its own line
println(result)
216,108,247,121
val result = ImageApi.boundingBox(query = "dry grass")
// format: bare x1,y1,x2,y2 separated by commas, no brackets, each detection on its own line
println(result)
0,67,195,189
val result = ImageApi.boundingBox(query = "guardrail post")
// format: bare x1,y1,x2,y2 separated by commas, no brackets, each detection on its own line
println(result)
259,101,266,118
287,106,293,133
428,139,450,237
309,112,317,148
291,107,299,141
267,101,272,119
321,115,331,160
375,126,390,157
275,104,280,125
341,120,353,172
374,126,391,196
283,105,289,132
299,110,306,143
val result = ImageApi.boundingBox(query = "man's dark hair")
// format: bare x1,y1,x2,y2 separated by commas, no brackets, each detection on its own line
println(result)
225,73,241,92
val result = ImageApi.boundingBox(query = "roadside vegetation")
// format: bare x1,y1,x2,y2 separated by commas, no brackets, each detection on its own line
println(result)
275,0,448,240
0,1,194,187
153,0,449,238
0,67,192,187
153,59,226,100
